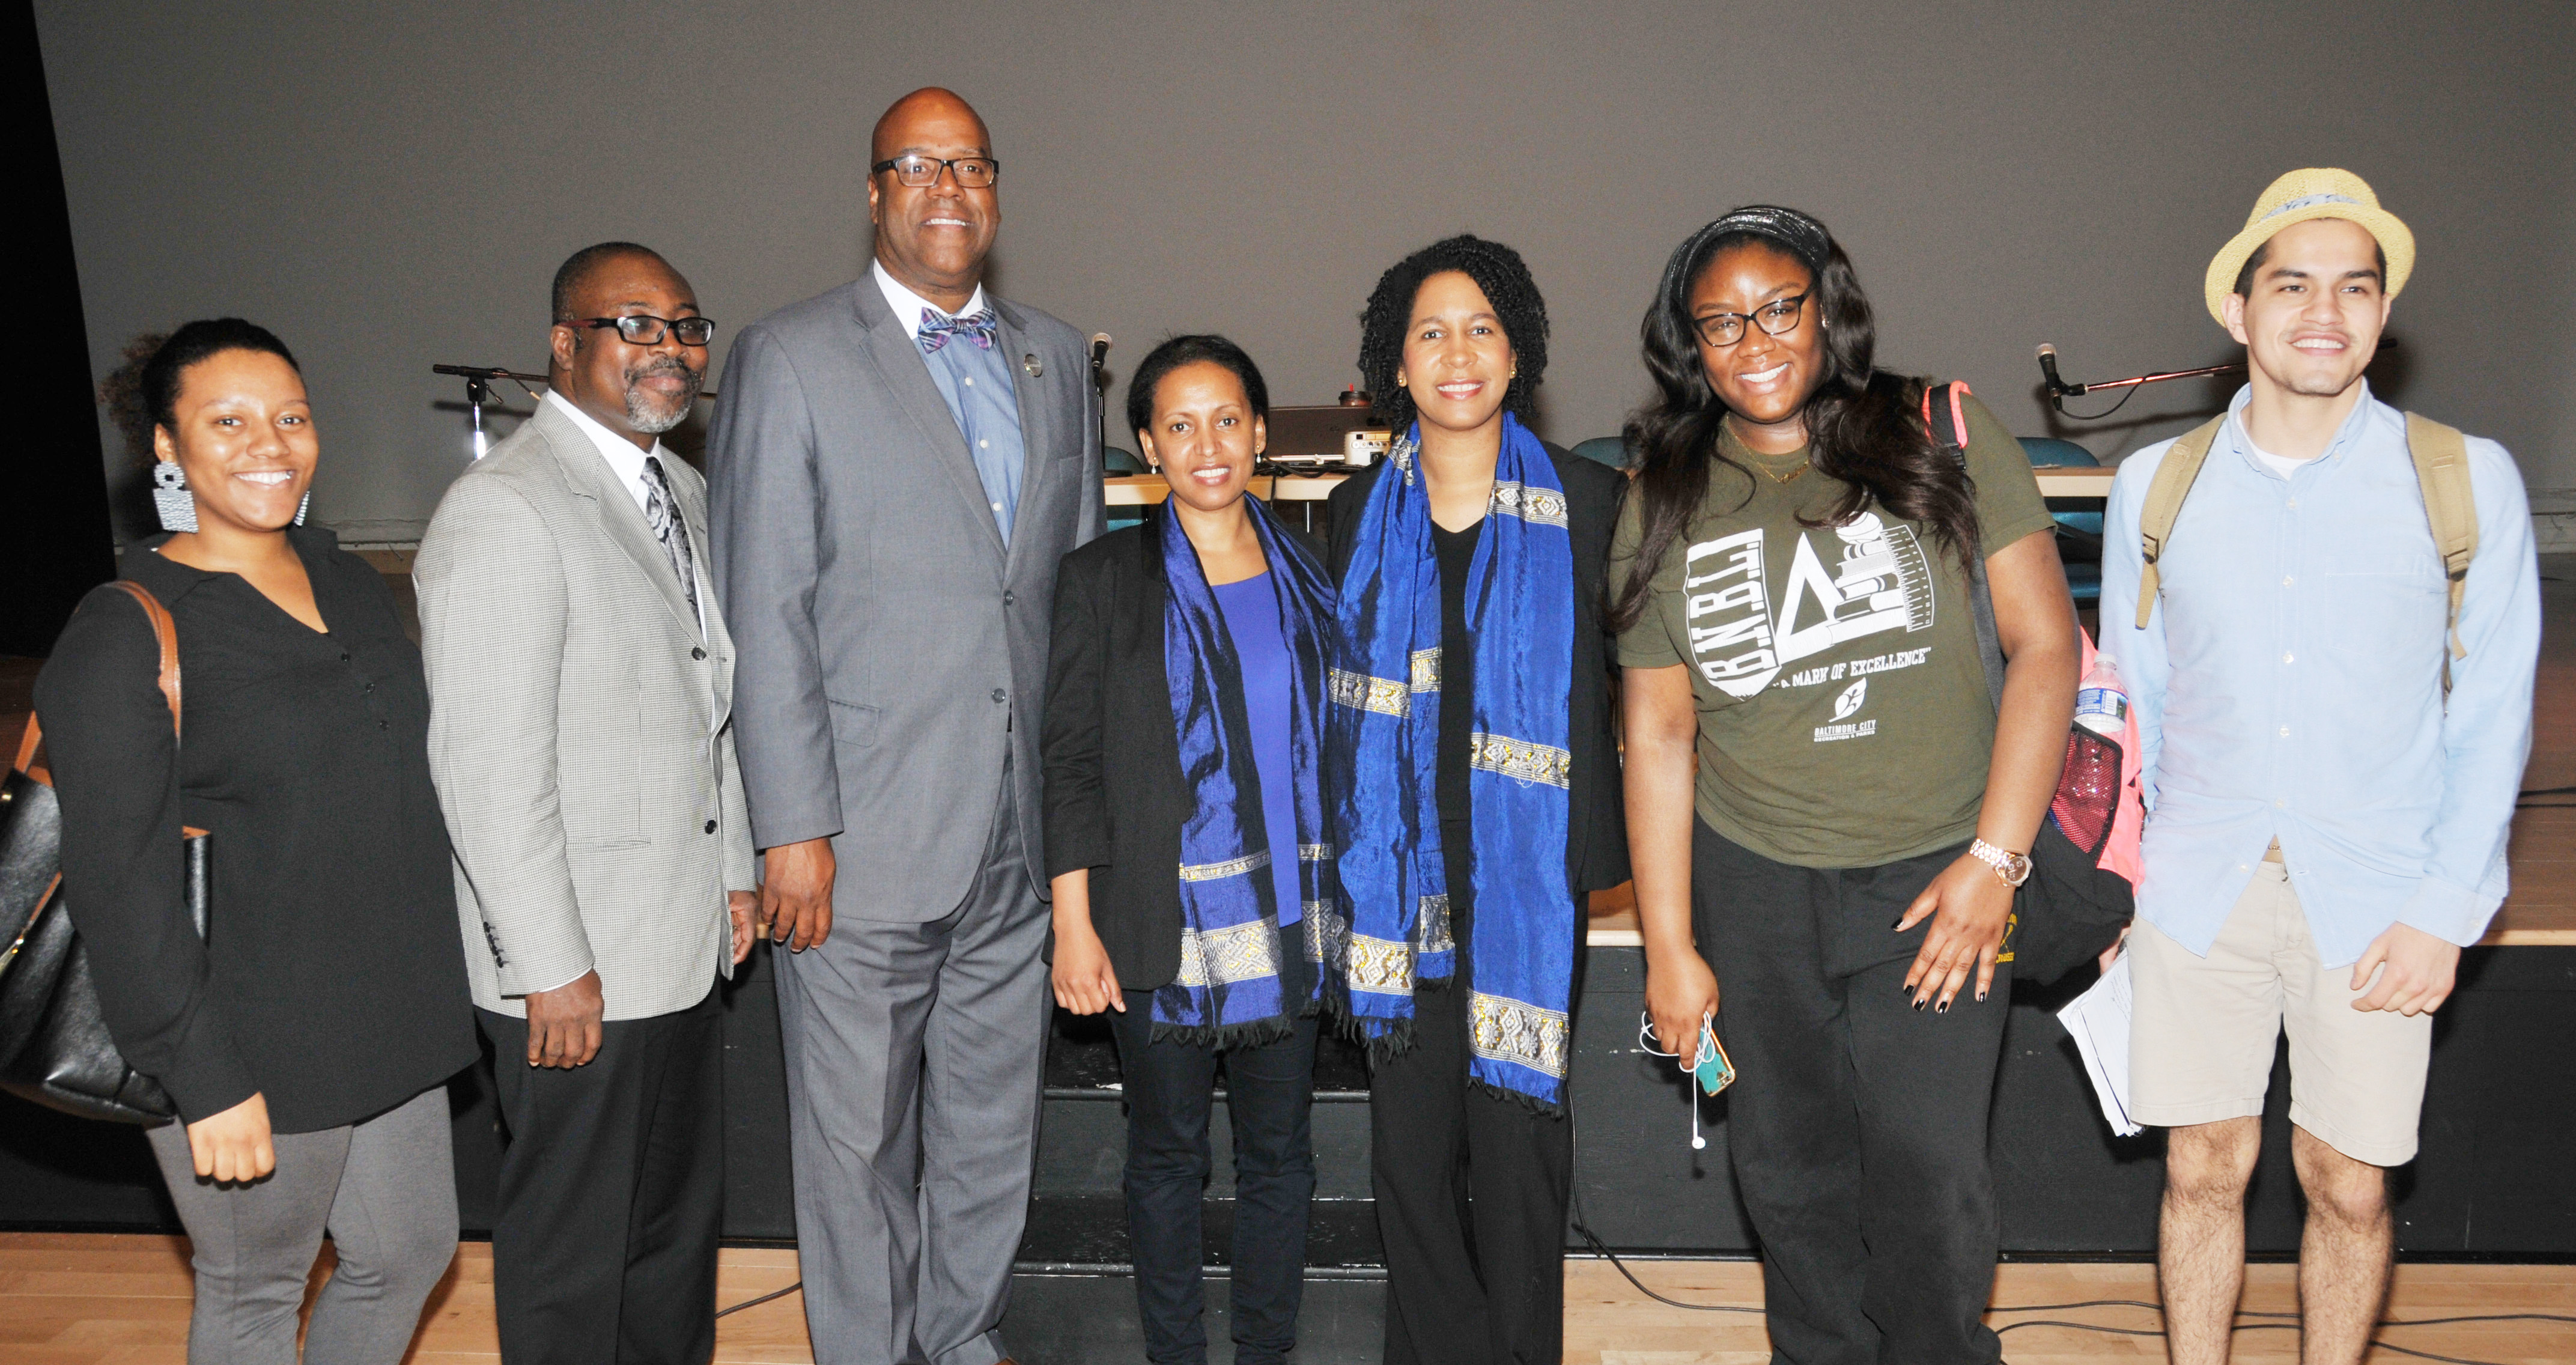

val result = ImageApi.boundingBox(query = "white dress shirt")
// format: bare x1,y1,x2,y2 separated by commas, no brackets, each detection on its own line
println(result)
873,258,990,341
544,389,663,516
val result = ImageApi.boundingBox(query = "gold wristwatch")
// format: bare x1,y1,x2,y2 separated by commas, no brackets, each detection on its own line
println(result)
1968,838,2033,887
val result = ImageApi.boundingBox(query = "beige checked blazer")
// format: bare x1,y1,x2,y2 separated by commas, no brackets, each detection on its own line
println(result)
415,401,756,1020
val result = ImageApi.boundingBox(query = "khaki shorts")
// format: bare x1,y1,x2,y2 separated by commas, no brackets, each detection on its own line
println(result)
2128,861,2431,1166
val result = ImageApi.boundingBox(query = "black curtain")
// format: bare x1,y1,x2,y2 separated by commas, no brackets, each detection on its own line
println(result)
4,0,117,655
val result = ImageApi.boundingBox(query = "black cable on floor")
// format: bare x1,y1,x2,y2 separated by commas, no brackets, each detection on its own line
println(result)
1563,1087,2565,1365
714,1280,801,1318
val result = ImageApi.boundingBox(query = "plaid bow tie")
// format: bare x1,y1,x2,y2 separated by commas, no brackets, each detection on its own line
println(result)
917,307,997,354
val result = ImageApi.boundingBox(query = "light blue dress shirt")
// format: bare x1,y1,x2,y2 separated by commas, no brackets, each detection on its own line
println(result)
2100,384,2540,967
874,261,1028,543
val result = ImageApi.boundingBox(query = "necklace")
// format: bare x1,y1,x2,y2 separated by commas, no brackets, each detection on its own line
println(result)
1724,415,1810,483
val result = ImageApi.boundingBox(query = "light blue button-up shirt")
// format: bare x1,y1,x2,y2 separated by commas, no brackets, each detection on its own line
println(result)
874,261,1027,543
2100,384,2540,967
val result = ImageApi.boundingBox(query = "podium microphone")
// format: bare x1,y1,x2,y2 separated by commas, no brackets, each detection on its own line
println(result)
1089,334,1116,470
2037,344,2080,404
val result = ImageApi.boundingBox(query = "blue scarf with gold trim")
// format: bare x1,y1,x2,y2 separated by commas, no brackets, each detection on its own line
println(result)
1156,498,1337,1045
1325,415,1578,1108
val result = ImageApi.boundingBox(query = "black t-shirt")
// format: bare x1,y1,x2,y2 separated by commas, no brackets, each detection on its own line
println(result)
1432,517,1483,844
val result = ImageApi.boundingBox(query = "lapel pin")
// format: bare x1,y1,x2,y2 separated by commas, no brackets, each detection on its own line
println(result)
1022,353,1043,379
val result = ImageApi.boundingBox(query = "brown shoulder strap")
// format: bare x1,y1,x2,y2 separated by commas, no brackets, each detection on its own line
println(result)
103,580,183,739
2403,413,2478,675
14,581,181,787
2133,416,2229,629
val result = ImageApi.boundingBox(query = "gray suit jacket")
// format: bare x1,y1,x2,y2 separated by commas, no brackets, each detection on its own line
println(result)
415,402,757,1019
706,279,1103,922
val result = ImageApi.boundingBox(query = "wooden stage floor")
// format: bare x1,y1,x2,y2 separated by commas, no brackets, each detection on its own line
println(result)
2,1234,2571,1364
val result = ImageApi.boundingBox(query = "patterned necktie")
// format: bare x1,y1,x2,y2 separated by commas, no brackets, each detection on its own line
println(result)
640,456,702,634
917,306,998,354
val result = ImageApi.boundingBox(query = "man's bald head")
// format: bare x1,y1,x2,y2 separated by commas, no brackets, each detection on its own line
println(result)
545,241,707,447
553,242,675,324
866,88,1001,312
872,87,989,165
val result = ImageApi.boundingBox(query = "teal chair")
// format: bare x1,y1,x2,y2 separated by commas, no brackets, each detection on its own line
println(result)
1569,436,1630,470
1105,446,1148,531
2019,437,2102,605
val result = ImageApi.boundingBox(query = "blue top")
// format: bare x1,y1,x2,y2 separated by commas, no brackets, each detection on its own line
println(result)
1212,570,1302,926
917,309,1028,543
2101,384,2541,966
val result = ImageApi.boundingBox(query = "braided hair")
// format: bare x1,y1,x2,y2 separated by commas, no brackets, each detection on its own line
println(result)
1356,234,1549,434
1608,208,1979,636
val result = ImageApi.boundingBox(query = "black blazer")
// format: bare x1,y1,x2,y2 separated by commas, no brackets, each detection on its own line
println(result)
1324,446,1632,904
1040,514,1328,990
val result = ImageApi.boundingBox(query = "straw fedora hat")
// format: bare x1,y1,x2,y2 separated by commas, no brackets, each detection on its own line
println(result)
2204,168,2415,326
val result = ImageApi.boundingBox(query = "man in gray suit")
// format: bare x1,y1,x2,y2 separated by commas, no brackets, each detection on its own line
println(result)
706,89,1103,1365
419,242,758,1365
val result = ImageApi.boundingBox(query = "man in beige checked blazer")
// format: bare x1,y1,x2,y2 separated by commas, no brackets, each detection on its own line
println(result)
417,242,758,1365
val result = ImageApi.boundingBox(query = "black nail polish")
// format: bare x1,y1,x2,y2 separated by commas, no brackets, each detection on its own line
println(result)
1913,997,1927,1012
1891,917,1906,931
1936,1000,1950,1014
1975,991,1987,1003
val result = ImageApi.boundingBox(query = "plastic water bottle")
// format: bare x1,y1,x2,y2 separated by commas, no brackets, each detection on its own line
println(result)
2075,654,2128,737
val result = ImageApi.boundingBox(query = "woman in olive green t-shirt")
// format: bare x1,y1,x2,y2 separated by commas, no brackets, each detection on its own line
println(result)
1611,206,2078,1363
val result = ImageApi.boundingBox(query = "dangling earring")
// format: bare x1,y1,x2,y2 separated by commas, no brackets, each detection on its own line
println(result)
294,492,310,526
153,461,198,533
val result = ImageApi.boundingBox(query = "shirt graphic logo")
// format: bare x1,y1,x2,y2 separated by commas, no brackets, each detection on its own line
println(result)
1683,512,1937,698
1832,677,1868,719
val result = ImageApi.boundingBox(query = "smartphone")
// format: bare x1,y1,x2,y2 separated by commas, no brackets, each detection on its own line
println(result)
1692,1017,1736,1096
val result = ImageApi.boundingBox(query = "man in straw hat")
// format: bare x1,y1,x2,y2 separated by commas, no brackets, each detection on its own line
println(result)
2100,170,2539,1362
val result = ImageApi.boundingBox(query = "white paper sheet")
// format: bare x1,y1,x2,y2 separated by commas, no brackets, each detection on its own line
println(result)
2056,952,2143,1137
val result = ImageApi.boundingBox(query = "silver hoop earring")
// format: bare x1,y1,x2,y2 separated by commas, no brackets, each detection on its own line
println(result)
153,461,198,533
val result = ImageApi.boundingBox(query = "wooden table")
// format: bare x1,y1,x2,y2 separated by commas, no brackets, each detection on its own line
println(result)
1107,466,2122,506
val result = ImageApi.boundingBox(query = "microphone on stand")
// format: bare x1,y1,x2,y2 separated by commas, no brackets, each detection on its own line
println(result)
2037,343,2081,403
1089,335,1116,470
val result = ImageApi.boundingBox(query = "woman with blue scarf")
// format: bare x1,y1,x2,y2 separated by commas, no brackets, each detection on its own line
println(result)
1040,335,1338,1365
1323,237,1630,1365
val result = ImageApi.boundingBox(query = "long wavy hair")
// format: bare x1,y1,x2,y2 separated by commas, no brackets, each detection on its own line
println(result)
1607,210,1978,636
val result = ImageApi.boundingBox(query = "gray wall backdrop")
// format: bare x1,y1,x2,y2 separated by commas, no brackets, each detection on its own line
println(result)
37,1,2575,545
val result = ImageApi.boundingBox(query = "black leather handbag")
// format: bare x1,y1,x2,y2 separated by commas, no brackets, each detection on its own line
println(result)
0,580,208,1125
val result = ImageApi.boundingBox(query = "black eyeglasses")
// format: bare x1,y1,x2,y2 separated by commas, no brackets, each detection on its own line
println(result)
567,315,716,347
1692,293,1809,348
871,154,1000,189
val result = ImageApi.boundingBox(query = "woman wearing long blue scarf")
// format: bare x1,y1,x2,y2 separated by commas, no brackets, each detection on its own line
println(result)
1323,237,1630,1365
1040,335,1338,1365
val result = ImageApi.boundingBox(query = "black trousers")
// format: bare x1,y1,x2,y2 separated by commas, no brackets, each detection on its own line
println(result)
1108,921,1319,1365
479,979,725,1365
1371,838,1575,1365
1693,820,2007,1365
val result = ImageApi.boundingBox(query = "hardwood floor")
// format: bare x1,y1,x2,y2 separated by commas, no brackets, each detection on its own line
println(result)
3,1235,2569,1364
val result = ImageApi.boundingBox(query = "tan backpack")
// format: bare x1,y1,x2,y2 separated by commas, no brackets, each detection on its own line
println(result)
2134,412,2479,686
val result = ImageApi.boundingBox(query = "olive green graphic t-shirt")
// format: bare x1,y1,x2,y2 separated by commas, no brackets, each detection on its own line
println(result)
1611,391,2057,868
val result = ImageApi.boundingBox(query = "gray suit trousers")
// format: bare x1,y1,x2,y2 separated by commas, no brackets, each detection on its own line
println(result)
776,762,1048,1365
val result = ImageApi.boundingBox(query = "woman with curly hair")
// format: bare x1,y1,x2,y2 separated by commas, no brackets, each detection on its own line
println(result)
1322,236,1628,1365
1613,207,2079,1362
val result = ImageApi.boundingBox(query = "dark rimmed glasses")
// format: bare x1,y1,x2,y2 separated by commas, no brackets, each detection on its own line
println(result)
871,154,1000,189
1693,293,1809,348
567,315,717,347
